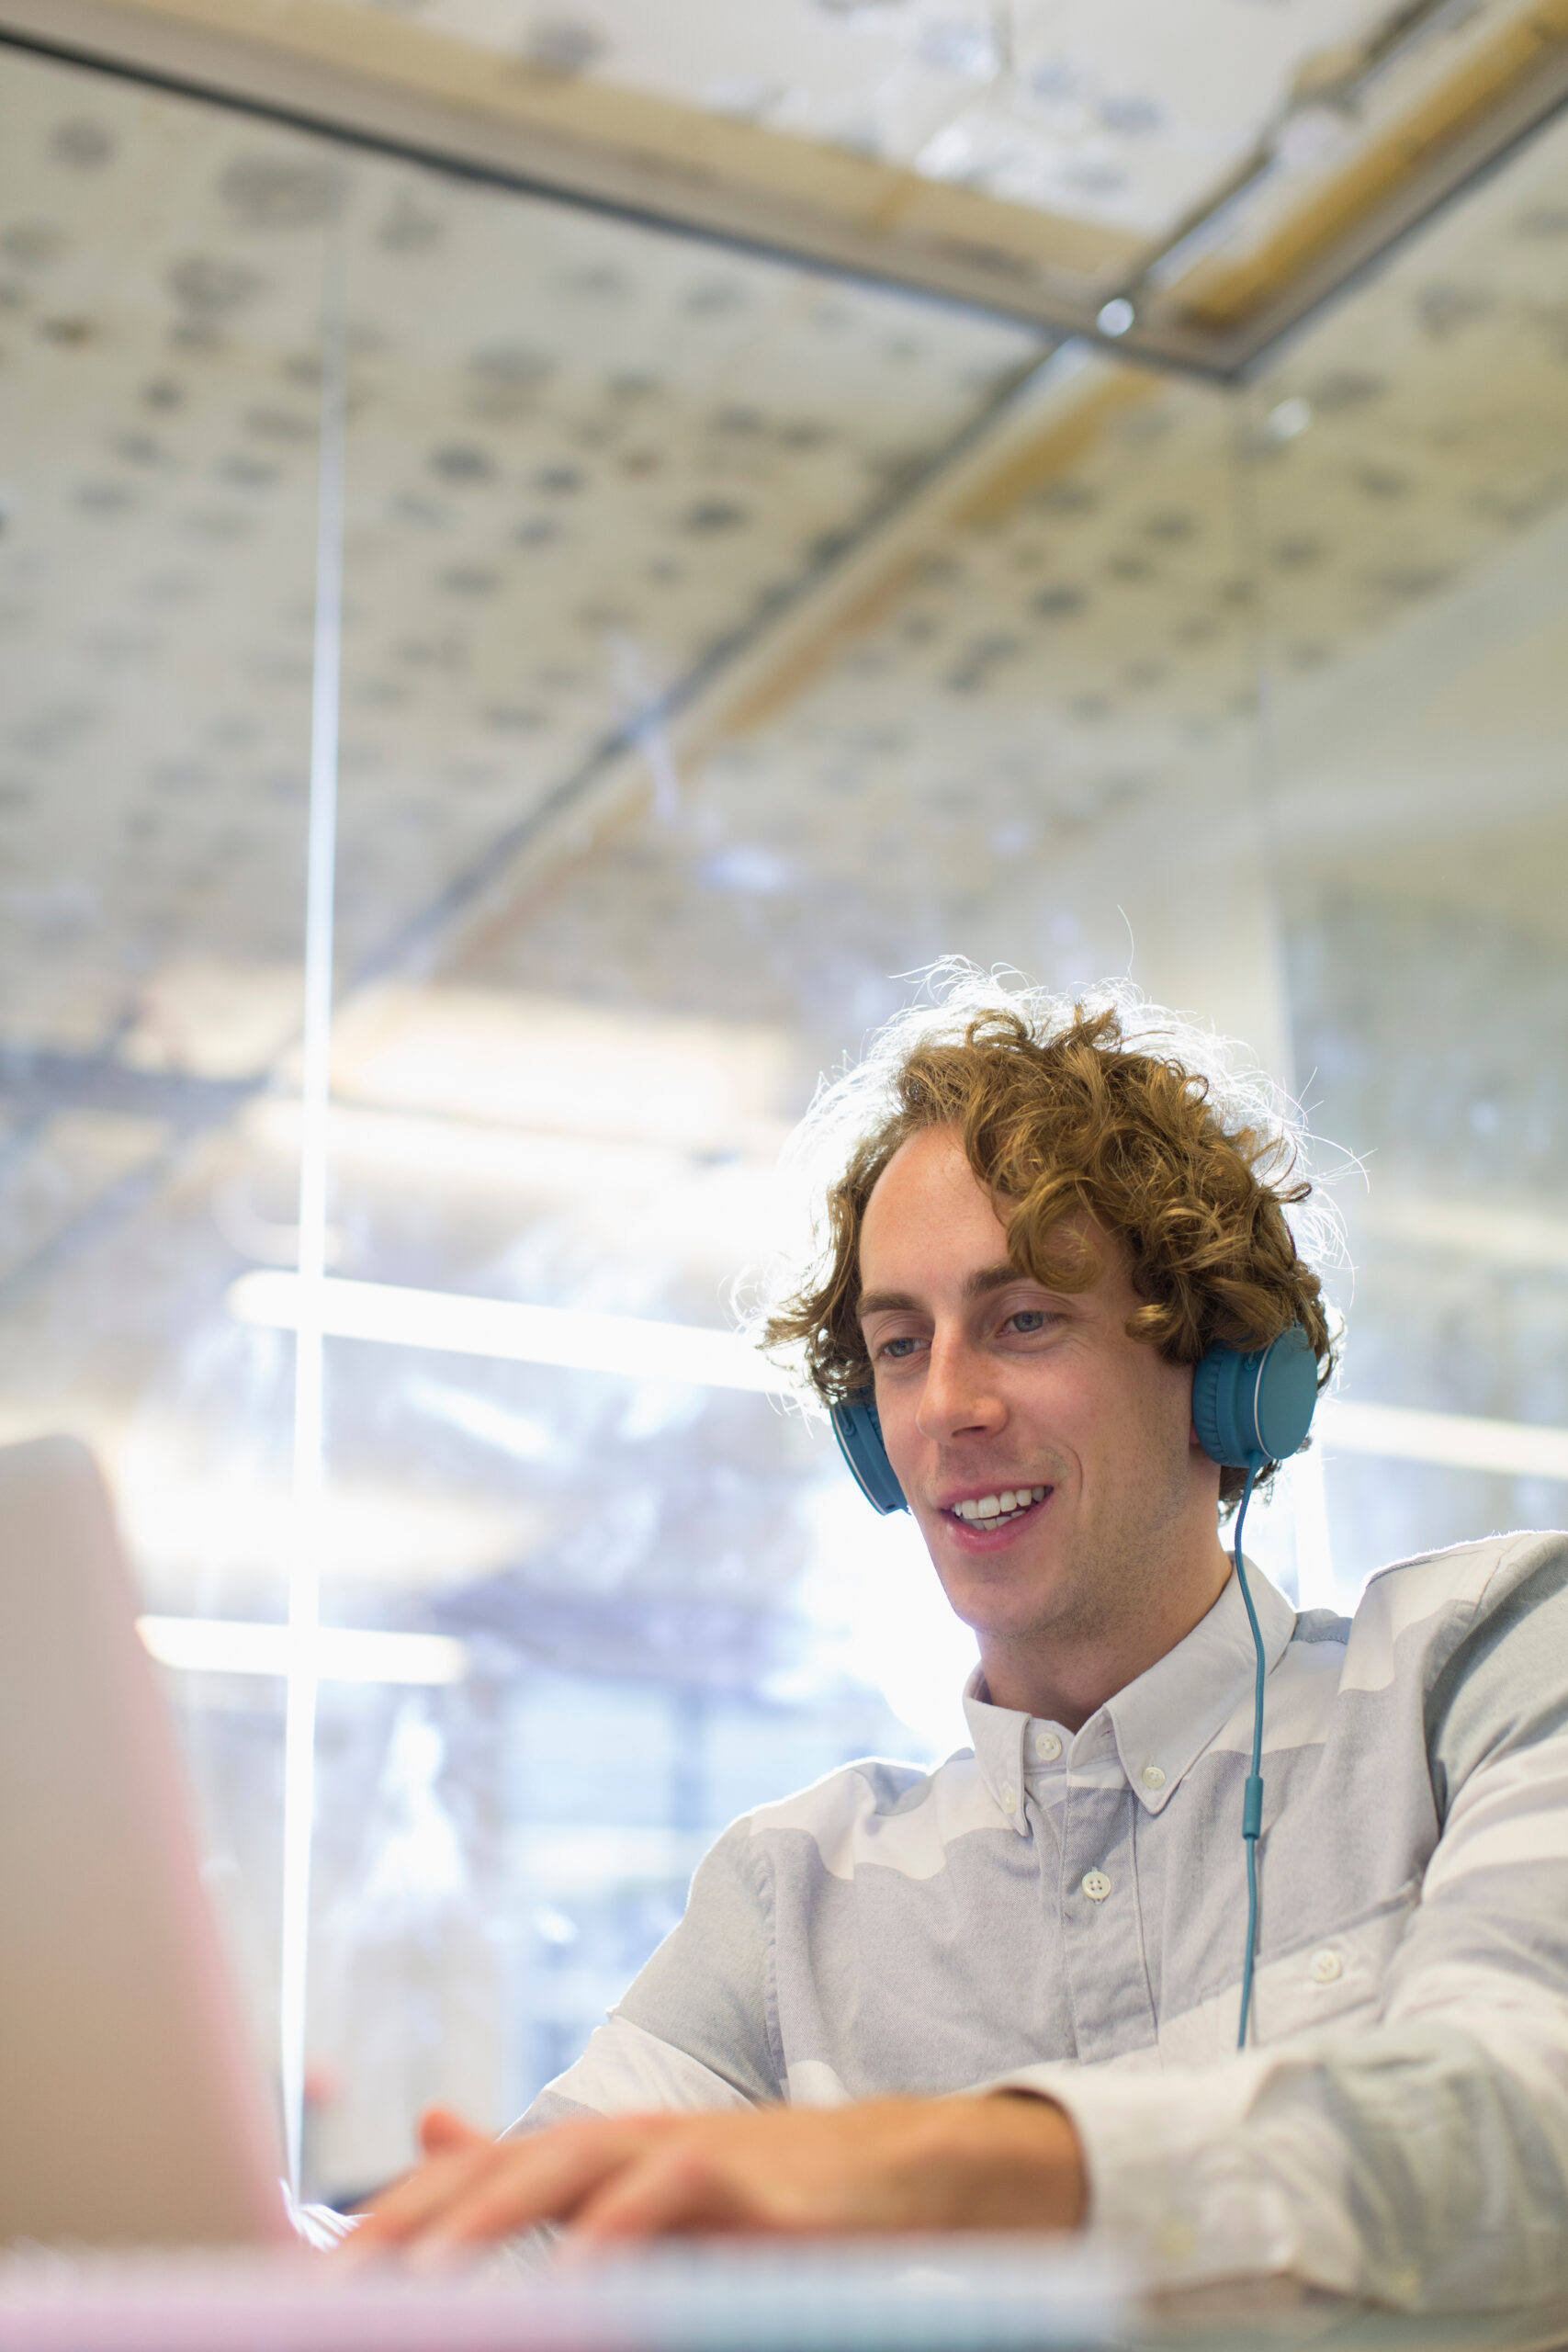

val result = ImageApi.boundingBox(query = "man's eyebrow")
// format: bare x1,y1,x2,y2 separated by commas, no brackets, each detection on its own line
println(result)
856,1264,1032,1321
964,1261,1027,1301
856,1288,918,1320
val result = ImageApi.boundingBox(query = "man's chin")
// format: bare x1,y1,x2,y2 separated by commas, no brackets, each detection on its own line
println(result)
920,1521,1073,1632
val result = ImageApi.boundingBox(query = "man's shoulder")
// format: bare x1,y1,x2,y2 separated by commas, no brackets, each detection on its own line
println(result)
1341,1527,1568,1680
1356,1526,1568,1613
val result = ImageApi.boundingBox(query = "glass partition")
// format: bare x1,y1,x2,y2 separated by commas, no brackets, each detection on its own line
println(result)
0,47,331,2114
1243,108,1568,1604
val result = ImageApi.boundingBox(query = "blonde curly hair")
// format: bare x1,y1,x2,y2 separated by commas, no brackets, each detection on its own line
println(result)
751,963,1339,1509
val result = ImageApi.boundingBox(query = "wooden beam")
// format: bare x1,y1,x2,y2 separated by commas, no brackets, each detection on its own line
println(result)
2,0,1148,334
1168,0,1568,335
17,0,1564,378
952,372,1157,529
710,368,1160,741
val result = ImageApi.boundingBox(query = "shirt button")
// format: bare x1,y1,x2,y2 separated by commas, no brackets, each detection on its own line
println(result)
1000,1784,1018,1815
1032,1730,1063,1763
1081,1869,1111,1902
1140,1764,1167,1791
1309,1948,1343,1984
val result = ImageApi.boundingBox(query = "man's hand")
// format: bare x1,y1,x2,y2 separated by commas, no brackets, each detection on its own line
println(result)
340,2094,1086,2267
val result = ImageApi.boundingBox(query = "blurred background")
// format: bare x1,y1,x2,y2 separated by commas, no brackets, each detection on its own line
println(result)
2,0,1565,2207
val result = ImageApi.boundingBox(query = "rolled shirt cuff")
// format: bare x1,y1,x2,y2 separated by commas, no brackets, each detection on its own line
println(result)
984,2056,1361,2297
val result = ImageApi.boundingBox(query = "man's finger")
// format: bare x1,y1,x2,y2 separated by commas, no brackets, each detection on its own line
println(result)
400,2122,673,2261
419,2107,489,2157
570,2142,754,2244
338,2146,497,2256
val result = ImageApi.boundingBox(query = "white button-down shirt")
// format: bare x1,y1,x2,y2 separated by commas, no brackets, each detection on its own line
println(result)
515,1532,1568,2313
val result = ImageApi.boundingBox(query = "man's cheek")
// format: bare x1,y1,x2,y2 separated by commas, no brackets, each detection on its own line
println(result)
881,1406,923,1495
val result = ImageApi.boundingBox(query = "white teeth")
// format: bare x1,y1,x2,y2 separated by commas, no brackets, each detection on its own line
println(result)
953,1486,1049,1525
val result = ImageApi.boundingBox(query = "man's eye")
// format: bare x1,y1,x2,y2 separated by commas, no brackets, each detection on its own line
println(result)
879,1336,921,1360
1009,1309,1049,1334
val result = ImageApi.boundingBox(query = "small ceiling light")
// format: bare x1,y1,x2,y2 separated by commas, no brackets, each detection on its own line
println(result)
1097,297,1135,337
1266,396,1313,440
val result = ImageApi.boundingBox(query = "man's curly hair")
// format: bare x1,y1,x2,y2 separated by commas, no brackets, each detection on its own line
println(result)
751,966,1337,1510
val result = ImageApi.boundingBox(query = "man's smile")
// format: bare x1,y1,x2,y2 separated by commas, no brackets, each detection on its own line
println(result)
937,1483,1054,1543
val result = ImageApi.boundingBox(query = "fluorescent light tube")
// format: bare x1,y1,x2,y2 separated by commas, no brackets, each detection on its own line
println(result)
138,1617,468,1683
228,1271,793,1394
1317,1398,1568,1484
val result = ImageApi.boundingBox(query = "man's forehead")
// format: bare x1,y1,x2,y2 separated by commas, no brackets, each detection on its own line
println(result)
858,1128,1112,1306
860,1130,1002,1255
863,1125,992,1208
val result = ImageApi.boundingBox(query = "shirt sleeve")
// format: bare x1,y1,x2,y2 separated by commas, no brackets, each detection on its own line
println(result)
505,1815,781,2134
990,1533,1568,2313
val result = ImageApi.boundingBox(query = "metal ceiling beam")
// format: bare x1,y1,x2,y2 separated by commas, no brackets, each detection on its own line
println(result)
1145,0,1568,377
1,0,1197,365
6,0,1564,383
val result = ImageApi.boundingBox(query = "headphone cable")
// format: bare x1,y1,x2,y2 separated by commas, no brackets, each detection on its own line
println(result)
1233,1452,1267,2051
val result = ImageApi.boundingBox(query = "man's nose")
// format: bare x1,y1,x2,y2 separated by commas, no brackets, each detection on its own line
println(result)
916,1332,1006,1443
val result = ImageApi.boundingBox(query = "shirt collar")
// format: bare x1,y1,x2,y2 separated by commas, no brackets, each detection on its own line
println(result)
962,1562,1296,1832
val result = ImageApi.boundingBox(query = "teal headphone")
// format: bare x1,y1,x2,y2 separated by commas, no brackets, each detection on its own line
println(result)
829,1325,1319,2048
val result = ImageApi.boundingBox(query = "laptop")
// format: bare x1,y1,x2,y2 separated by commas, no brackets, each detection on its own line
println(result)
0,1437,1142,2346
0,1434,291,2248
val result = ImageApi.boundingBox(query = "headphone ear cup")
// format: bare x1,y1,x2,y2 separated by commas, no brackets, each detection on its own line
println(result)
830,1396,908,1515
1191,1346,1242,1467
1254,1324,1319,1462
1194,1325,1318,1469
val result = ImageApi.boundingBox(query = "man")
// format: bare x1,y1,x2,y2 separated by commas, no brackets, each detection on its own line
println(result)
347,974,1568,2310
